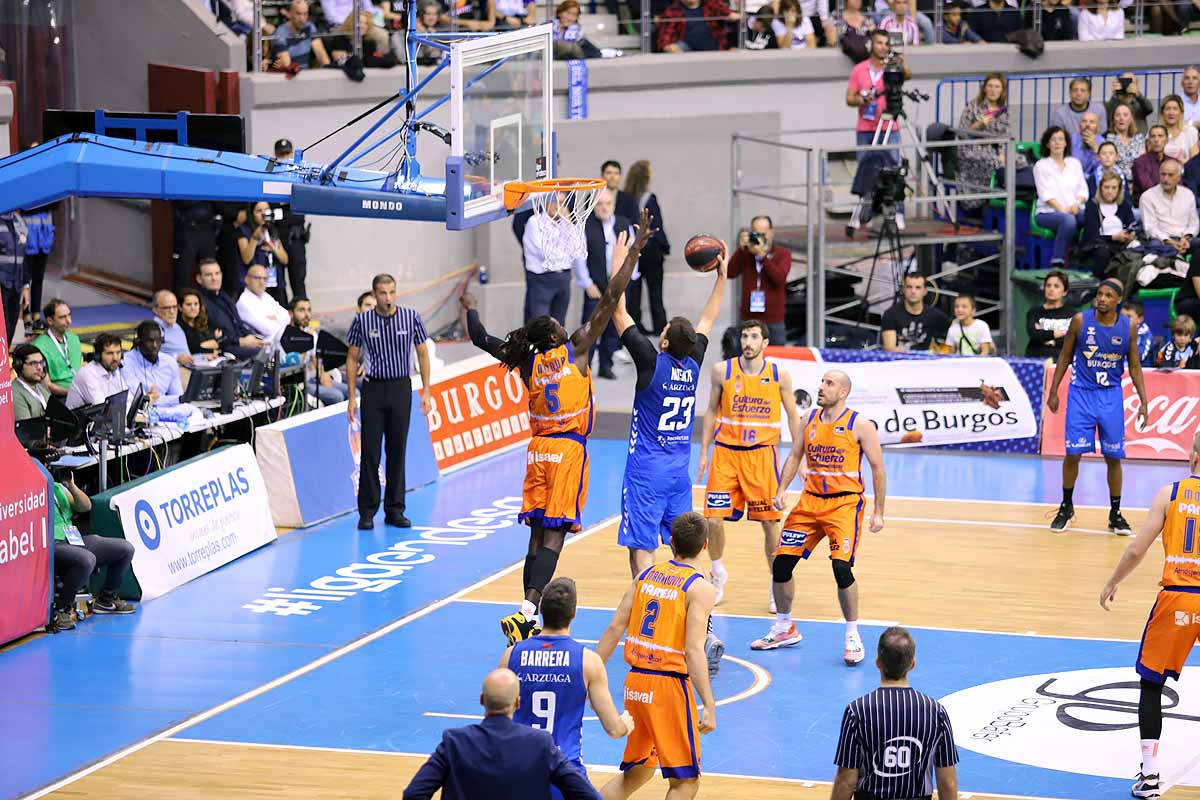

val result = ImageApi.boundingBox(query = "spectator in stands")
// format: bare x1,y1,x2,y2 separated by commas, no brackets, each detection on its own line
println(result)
448,0,498,31
1182,66,1200,130
1106,73,1153,135
575,189,633,379
745,7,781,48
552,0,603,59
1051,77,1108,136
178,288,221,359
940,1,982,42
33,299,82,399
972,0,1024,43
237,264,292,348
65,333,127,410
21,193,54,335
802,0,837,46
1038,0,1076,41
1140,158,1200,265
327,1,392,56
1186,152,1200,207
623,160,671,335
237,202,290,306
601,160,640,231
272,139,310,303
656,0,738,53
46,469,136,633
727,215,791,344
878,0,920,45
196,258,269,358
776,0,819,47
270,0,331,72
1155,314,1198,368
1078,0,1124,40
1122,300,1155,364
880,272,950,352
495,0,537,28
152,290,194,369
0,209,27,345
173,201,218,293
1087,142,1125,198
834,0,874,62
1070,111,1106,175
1108,103,1145,183
521,194,575,325
846,31,906,228
957,73,1009,210
358,290,377,313
122,321,182,408
290,297,349,405
1081,169,1136,277
1133,125,1169,205
1161,95,1200,164
1147,0,1195,34
1034,126,1089,268
11,344,50,422
945,293,994,355
412,1,446,65
1025,270,1076,359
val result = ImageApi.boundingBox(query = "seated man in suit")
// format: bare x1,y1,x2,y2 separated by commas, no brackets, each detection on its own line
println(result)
403,668,600,800
195,258,269,359
11,343,51,421
574,188,635,380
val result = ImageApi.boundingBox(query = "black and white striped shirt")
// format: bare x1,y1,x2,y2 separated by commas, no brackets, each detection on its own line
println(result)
345,306,429,380
833,687,959,800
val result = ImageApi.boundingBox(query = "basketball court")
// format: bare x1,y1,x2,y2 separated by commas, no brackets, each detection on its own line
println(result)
4,442,1199,800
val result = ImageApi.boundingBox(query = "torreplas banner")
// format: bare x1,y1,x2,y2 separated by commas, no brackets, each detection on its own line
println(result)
772,355,1039,446
110,444,277,600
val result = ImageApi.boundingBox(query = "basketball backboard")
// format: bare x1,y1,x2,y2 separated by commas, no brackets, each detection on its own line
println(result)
446,24,553,230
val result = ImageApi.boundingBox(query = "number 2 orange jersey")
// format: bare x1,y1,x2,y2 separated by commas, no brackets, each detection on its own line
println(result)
1162,477,1200,588
714,358,782,448
528,343,595,438
625,560,703,675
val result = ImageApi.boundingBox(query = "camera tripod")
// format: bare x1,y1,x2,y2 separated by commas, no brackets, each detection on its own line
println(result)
857,198,910,327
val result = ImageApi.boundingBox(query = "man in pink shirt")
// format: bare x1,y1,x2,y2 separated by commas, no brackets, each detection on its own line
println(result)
844,30,909,232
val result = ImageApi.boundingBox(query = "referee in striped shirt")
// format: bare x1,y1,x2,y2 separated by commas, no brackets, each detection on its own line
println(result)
346,273,432,531
832,627,959,800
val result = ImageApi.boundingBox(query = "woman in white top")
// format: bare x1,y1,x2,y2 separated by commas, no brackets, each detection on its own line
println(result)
1077,0,1125,41
1160,94,1200,163
774,0,818,48
946,294,994,356
1034,126,1090,267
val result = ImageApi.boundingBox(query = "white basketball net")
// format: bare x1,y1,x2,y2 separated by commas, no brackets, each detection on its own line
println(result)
530,186,604,272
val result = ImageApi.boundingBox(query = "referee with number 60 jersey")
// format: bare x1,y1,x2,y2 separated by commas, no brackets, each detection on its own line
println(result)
345,273,432,531
832,627,959,800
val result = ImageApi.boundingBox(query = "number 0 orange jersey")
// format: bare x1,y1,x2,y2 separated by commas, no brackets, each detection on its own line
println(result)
527,343,594,438
1161,477,1200,588
802,407,866,496
625,560,702,675
714,358,782,448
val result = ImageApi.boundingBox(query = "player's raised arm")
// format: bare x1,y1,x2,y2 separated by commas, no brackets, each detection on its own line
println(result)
697,362,724,482
857,417,886,532
596,581,636,662
570,209,653,361
1046,313,1083,414
1101,484,1170,609
1127,322,1150,427
693,247,729,339
460,292,506,362
684,578,718,734
583,649,635,739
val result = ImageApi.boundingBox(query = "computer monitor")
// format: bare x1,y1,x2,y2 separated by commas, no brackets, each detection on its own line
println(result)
45,396,80,446
220,360,242,414
126,384,146,430
101,389,128,441
15,417,49,449
241,349,271,398
181,365,224,403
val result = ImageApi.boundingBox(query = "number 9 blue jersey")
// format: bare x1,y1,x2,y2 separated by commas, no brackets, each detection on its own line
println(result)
627,352,702,477
1072,309,1130,391
509,634,588,764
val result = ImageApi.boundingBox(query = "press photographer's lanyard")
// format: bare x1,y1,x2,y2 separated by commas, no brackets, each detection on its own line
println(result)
864,64,883,121
49,332,69,363
750,258,766,314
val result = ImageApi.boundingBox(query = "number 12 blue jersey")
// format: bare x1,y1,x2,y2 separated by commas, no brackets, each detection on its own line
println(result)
509,634,588,764
627,351,702,477
1072,309,1130,391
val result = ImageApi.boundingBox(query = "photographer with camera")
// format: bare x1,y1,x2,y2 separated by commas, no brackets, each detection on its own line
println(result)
271,139,311,301
237,201,290,306
727,215,792,345
845,30,910,232
1106,73,1154,135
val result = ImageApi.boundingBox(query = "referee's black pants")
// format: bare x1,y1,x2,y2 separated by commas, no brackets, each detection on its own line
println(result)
358,377,412,519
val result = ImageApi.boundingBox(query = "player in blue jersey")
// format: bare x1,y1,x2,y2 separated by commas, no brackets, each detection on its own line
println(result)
502,577,634,798
1047,278,1149,534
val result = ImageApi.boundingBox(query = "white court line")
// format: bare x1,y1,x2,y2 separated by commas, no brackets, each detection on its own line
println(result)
887,514,1118,537
163,737,1070,800
18,514,621,800
453,599,1143,644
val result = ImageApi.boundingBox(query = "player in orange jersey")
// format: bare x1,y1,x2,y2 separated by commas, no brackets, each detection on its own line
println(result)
596,511,717,800
697,319,804,610
463,210,653,645
1101,430,1200,799
755,370,885,667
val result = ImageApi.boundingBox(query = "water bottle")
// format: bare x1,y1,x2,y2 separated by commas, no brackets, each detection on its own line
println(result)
478,263,489,285
149,406,160,427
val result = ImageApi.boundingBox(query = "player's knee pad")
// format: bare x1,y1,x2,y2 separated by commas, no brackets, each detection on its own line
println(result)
772,554,800,584
832,560,855,590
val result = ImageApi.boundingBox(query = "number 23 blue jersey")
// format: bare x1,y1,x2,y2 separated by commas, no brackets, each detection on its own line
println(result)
1072,309,1130,391
627,352,702,477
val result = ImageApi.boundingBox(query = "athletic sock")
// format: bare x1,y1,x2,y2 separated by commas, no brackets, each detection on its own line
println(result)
845,620,859,638
1111,496,1122,515
711,558,726,576
527,547,561,600
520,599,537,618
1140,740,1160,776
773,613,792,631
1062,487,1074,507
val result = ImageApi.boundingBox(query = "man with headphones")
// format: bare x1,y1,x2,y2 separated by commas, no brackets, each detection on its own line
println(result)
12,343,51,422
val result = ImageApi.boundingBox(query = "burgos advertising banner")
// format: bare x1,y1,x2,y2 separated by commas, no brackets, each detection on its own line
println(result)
773,356,1038,446
420,354,531,472
110,444,277,600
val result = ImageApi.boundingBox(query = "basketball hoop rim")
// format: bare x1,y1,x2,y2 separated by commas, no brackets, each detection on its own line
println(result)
503,178,607,211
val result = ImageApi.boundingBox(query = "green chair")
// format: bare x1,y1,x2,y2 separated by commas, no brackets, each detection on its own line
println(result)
1136,286,1180,341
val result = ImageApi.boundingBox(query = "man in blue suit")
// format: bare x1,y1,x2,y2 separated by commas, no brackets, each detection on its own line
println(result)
403,668,601,800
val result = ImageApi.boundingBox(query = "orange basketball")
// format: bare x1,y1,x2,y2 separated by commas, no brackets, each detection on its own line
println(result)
684,235,725,273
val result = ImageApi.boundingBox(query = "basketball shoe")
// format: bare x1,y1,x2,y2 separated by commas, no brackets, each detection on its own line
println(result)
1109,510,1133,535
1050,503,1074,531
1132,770,1161,798
709,568,727,605
751,623,802,650
844,631,865,666
705,632,725,681
500,612,541,645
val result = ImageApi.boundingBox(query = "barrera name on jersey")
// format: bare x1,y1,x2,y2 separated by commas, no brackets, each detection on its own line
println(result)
626,352,701,475
528,343,595,438
625,560,702,674
715,358,782,448
804,408,865,496
1071,309,1130,390
509,635,588,765
1164,477,1200,588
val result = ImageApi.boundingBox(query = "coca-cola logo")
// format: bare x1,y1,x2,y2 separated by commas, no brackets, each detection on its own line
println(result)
1120,376,1198,455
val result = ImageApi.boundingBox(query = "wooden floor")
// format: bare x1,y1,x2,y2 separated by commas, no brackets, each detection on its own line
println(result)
42,492,1200,800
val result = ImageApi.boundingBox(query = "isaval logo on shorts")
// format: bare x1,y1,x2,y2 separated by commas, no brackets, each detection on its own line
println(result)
706,492,732,509
779,529,808,548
